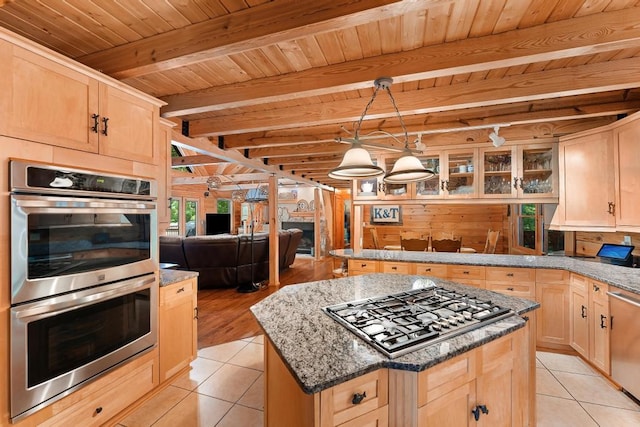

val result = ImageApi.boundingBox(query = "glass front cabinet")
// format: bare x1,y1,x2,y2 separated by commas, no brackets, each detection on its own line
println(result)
415,149,478,199
352,156,411,201
479,143,557,199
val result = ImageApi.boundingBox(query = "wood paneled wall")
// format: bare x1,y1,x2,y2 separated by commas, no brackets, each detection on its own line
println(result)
574,231,640,257
361,204,510,253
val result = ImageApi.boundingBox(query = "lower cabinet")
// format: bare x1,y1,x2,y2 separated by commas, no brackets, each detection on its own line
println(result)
348,260,380,276
569,274,611,374
159,278,198,381
37,350,158,427
447,265,485,288
535,270,571,348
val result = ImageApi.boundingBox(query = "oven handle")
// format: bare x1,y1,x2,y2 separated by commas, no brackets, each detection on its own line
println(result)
13,275,155,320
12,194,156,210
607,291,640,308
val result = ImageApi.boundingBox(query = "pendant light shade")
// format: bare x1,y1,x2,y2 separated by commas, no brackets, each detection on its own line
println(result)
328,142,384,179
329,77,433,184
384,149,435,183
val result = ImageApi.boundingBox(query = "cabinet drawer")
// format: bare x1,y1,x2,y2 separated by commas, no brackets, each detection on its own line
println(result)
486,267,535,284
590,279,608,301
348,260,379,275
486,282,535,299
418,350,476,406
447,265,485,281
321,369,388,426
336,405,388,427
414,263,448,278
382,262,411,274
43,357,155,427
570,273,588,291
160,279,195,306
537,269,570,284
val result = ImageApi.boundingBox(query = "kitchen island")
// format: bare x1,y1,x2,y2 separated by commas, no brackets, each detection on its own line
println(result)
251,273,539,426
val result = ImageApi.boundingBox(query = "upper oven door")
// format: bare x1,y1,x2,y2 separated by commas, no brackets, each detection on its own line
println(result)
11,194,157,305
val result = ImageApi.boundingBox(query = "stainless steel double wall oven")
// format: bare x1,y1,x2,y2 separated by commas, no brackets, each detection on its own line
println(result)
9,160,158,422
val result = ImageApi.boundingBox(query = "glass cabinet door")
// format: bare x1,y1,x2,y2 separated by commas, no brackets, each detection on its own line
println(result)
481,148,515,198
444,149,477,197
415,154,442,198
354,177,379,199
518,145,556,197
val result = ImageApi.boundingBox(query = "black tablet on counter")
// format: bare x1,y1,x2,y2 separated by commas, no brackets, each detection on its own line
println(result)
596,243,635,266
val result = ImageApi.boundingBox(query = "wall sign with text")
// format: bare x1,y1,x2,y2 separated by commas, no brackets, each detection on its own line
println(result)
371,205,402,224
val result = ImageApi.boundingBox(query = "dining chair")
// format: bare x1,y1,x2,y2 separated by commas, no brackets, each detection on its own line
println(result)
483,230,500,254
401,237,430,251
431,238,462,253
370,228,380,249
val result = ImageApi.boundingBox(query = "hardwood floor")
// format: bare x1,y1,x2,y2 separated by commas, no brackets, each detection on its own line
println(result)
197,256,335,348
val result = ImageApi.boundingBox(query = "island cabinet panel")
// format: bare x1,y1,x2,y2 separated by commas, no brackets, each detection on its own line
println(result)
159,278,198,382
390,327,530,427
535,269,571,349
348,260,380,276
447,265,485,288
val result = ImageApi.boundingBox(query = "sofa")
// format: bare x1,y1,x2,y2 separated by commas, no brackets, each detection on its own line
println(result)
159,229,303,289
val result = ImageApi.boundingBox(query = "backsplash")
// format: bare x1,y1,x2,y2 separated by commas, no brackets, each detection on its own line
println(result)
575,231,640,257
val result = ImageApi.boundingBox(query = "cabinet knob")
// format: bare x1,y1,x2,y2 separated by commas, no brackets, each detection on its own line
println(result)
593,284,600,292
425,268,431,272
506,273,514,277
352,391,367,405
95,406,103,415
391,266,397,270
507,287,514,291
471,404,489,421
361,263,367,268
463,271,470,275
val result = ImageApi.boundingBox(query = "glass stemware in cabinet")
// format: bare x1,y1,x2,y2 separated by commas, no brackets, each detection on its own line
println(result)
416,157,440,196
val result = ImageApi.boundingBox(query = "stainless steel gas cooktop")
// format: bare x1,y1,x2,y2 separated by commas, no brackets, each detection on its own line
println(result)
323,284,514,358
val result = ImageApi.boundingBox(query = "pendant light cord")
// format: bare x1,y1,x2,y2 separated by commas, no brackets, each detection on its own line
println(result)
383,86,410,150
355,86,381,139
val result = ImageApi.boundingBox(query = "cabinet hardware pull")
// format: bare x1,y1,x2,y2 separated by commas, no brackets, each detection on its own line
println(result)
507,287,514,291
91,114,99,133
608,201,615,215
392,266,397,270
471,405,489,421
593,284,600,292
95,407,103,415
600,314,607,329
513,177,519,190
425,268,431,272
463,271,470,274
361,263,366,268
519,177,524,189
440,180,445,191
378,182,386,193
352,391,366,404
177,287,185,293
194,307,199,320
522,315,529,322
101,117,109,136
581,305,587,319
506,273,514,277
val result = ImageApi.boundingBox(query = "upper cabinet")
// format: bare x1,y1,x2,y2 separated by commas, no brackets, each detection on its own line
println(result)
415,148,478,200
353,155,411,201
613,119,640,229
551,111,640,231
479,144,558,200
0,37,163,165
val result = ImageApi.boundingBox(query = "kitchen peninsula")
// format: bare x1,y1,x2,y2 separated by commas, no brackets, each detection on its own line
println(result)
251,273,539,426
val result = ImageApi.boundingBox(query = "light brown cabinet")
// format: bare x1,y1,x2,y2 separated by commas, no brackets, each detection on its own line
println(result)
348,260,380,276
613,118,640,229
485,267,536,300
0,37,162,165
447,264,485,288
159,278,198,382
381,261,412,275
569,274,610,374
535,269,571,348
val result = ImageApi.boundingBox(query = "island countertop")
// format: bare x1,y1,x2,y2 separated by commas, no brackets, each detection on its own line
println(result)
250,273,538,395
331,249,640,294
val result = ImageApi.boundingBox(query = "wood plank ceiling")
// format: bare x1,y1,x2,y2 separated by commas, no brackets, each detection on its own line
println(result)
2,0,640,190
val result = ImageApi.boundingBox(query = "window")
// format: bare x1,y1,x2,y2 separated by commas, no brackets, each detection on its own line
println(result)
168,199,180,235
511,203,564,255
185,200,198,236
517,204,537,251
217,199,231,214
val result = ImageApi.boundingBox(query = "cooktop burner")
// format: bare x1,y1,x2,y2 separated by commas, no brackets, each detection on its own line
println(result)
323,284,514,358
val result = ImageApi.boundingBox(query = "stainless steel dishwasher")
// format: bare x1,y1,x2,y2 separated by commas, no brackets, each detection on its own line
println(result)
608,287,640,401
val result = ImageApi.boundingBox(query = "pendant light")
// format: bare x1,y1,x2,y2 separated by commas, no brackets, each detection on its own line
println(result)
328,77,434,183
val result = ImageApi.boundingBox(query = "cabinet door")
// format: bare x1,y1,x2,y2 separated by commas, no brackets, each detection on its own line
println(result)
414,153,444,199
569,283,589,358
479,147,516,199
476,364,514,427
590,296,610,375
159,279,197,381
536,283,570,347
0,41,99,152
443,149,478,199
418,381,475,427
613,120,640,227
559,131,616,227
517,144,557,199
98,84,159,164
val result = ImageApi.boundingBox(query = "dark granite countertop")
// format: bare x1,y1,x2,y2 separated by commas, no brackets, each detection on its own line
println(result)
250,273,538,395
159,269,198,287
331,249,640,294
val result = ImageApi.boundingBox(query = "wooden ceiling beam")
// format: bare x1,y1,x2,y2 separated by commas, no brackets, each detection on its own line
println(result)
222,99,640,149
189,56,640,135
162,7,640,117
76,0,436,79
171,155,225,167
170,130,334,191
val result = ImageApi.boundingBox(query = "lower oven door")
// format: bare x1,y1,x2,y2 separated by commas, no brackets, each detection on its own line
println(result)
10,273,157,422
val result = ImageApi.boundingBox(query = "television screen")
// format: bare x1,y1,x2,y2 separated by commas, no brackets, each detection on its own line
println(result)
596,243,634,260
205,213,231,235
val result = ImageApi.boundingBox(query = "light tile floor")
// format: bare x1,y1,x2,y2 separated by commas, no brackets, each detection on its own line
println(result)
118,336,640,426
